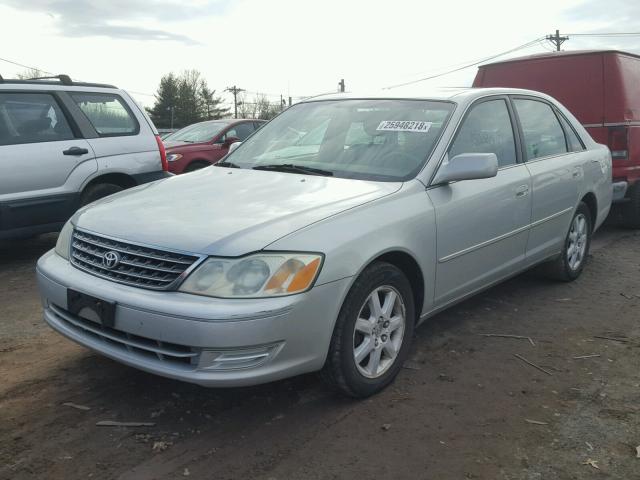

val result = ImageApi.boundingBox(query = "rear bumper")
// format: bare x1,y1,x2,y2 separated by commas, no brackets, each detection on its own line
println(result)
36,250,349,387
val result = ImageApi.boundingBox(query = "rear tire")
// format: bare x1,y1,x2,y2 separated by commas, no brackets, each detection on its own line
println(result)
80,183,123,207
541,202,592,282
321,262,415,398
620,184,640,229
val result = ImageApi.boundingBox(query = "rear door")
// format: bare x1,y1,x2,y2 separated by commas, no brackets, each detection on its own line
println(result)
512,96,582,261
0,91,96,232
428,97,532,305
66,91,160,175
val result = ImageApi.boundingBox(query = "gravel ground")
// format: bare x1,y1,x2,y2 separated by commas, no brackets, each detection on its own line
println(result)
1,227,639,480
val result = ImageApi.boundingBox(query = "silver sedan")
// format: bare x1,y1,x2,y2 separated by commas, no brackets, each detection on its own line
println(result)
37,88,612,397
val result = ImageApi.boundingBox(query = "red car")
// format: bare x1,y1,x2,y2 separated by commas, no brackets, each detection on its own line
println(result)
473,49,640,227
163,119,265,174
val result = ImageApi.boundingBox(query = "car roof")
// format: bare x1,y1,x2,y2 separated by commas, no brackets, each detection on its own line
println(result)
301,87,552,104
479,49,640,68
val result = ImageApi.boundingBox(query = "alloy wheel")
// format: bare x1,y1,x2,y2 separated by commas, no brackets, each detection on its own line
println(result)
567,213,588,271
352,286,406,379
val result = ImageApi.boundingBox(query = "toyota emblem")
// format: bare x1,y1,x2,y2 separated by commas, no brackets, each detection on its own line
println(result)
102,251,121,269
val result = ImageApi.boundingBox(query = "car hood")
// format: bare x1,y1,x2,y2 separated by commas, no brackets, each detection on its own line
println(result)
164,141,211,151
73,167,402,256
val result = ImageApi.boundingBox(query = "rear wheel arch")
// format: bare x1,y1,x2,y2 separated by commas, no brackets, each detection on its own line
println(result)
80,173,136,206
84,172,137,191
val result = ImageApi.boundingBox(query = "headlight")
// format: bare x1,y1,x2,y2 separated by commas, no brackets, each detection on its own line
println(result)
55,220,73,260
179,253,323,298
167,153,183,162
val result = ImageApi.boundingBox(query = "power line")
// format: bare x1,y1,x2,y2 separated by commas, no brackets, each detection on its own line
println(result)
0,56,54,76
565,32,640,37
384,37,545,89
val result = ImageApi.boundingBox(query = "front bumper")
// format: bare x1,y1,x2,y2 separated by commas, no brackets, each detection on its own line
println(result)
36,250,351,387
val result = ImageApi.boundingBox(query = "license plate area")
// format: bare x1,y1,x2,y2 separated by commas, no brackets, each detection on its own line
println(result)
67,289,115,328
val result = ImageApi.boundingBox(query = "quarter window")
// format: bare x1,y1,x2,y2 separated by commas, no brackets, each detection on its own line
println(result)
71,93,138,136
0,92,75,146
449,99,517,167
557,113,585,152
514,99,567,159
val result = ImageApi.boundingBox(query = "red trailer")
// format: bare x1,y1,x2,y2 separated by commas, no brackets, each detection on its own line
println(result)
474,50,640,226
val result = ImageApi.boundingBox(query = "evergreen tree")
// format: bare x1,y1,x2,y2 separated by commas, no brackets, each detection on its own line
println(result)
200,82,229,120
147,73,179,129
148,70,230,128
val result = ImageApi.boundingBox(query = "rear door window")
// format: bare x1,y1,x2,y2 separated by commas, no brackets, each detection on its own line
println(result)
0,92,75,146
514,99,568,159
71,93,138,136
449,99,517,167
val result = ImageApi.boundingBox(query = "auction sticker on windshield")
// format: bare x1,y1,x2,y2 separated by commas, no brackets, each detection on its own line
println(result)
376,121,432,133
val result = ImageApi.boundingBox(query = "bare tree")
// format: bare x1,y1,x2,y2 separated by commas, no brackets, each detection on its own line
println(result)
16,68,45,79
237,93,281,120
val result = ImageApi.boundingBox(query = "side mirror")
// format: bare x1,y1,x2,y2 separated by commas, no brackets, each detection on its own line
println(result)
432,153,498,185
223,136,241,148
228,141,242,153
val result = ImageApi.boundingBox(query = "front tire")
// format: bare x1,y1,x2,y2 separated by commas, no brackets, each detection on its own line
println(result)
542,202,592,281
322,262,415,398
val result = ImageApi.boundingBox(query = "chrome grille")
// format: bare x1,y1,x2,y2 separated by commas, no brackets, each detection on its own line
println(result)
70,229,202,290
49,304,199,368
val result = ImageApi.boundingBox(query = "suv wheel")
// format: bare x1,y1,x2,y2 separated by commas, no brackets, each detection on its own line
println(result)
542,202,592,281
80,183,123,207
322,262,415,398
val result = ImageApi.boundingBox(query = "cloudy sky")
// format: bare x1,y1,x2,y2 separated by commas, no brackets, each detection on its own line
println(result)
1,0,638,109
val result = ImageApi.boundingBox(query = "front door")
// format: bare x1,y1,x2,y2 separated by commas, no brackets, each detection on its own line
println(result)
428,97,532,306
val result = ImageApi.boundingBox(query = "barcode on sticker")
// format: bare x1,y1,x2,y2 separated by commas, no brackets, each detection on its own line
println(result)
376,121,432,133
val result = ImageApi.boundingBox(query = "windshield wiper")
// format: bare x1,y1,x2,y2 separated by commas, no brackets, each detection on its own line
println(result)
252,163,333,176
216,160,241,168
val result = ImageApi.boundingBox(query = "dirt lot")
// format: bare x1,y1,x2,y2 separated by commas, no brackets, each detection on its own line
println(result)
1,227,639,480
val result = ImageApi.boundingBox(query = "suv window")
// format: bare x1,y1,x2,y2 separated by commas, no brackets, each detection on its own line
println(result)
557,113,585,152
71,93,138,136
0,92,75,146
514,99,567,159
449,99,517,167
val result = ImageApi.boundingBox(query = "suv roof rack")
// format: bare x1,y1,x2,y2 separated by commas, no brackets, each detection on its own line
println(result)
0,74,117,89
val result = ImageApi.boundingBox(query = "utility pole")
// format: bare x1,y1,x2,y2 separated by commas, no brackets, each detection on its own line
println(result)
338,78,345,92
225,85,245,118
546,29,568,51
167,106,175,130
288,96,292,107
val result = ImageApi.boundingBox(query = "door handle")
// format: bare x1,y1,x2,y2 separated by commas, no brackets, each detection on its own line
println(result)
515,185,529,197
63,147,89,156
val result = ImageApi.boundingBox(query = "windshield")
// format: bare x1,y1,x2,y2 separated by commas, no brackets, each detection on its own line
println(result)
164,121,229,143
224,99,454,181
